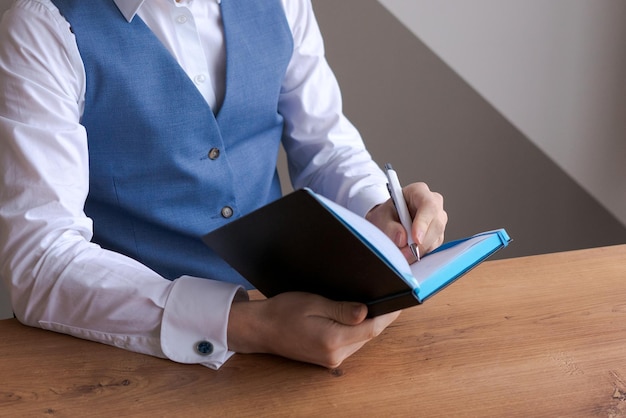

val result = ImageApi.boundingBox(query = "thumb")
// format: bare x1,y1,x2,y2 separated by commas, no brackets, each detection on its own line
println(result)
326,301,368,325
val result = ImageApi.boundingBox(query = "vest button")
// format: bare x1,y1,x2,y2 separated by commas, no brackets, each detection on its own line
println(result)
208,148,220,160
221,206,233,218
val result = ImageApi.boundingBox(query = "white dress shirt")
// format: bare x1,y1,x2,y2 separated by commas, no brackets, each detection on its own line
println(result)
0,0,389,369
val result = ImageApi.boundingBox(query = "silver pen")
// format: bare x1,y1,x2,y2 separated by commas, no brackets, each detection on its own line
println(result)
384,163,420,261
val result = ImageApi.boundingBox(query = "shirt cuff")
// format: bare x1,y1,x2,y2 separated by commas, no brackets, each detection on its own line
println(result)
160,275,248,370
347,183,390,218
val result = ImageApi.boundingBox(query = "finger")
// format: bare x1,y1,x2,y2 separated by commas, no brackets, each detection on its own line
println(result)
320,309,402,368
366,200,409,248
404,184,437,240
417,198,447,254
329,308,401,346
420,211,447,254
403,184,447,253
322,300,368,326
372,310,402,335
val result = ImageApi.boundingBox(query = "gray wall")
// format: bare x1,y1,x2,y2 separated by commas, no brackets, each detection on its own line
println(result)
380,0,626,229
299,0,626,258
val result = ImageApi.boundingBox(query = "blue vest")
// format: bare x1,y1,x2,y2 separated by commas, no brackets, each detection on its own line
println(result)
52,0,293,287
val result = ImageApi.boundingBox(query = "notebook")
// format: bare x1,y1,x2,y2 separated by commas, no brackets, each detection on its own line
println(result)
203,188,511,317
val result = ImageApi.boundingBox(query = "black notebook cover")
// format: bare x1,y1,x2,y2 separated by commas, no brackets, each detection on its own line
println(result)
202,189,510,317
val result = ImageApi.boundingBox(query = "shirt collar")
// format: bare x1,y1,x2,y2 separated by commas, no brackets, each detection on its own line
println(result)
114,0,146,22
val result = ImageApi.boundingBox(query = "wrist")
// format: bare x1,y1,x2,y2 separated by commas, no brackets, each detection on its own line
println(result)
227,299,270,354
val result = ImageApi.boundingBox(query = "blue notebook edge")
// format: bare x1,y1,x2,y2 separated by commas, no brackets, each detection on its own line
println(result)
414,229,512,302
306,187,511,306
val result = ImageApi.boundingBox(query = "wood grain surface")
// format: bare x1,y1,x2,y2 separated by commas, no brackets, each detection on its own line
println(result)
1,245,625,417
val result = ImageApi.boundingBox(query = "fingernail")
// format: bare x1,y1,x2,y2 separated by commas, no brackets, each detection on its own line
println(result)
416,230,425,244
352,303,365,318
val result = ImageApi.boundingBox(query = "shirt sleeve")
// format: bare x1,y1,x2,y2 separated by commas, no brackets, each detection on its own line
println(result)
279,0,390,217
0,0,241,370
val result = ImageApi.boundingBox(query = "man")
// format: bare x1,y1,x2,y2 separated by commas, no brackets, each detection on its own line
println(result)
0,0,446,369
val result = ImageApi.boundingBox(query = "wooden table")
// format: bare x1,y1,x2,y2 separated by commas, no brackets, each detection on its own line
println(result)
1,245,626,417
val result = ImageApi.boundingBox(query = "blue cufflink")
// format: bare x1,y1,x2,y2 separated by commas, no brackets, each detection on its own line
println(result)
195,340,214,356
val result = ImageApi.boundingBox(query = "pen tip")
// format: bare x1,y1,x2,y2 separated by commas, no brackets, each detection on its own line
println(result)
410,243,420,262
